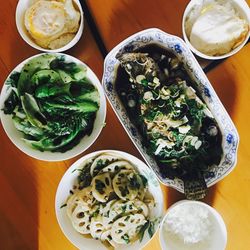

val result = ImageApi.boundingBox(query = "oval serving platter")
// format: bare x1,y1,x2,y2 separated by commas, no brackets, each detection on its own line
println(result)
102,28,239,193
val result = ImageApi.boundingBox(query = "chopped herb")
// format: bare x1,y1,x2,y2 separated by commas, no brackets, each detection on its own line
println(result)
121,233,130,244
124,216,130,221
121,205,127,213
93,159,105,176
118,186,129,197
77,163,92,189
141,79,148,87
95,179,106,195
138,208,143,213
137,221,155,241
139,174,148,188
138,221,149,242
128,174,140,190
60,203,67,209
92,209,99,218
148,221,155,238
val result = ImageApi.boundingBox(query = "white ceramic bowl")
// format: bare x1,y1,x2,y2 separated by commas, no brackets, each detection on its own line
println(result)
182,0,250,60
159,200,227,250
55,150,164,250
102,28,239,193
16,0,84,52
0,53,106,161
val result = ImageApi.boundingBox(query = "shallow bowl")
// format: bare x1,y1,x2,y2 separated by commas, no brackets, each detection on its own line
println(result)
55,150,164,250
182,0,250,60
16,0,84,52
0,53,106,161
159,200,227,250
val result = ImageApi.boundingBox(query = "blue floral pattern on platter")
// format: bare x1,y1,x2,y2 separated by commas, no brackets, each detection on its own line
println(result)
102,28,239,193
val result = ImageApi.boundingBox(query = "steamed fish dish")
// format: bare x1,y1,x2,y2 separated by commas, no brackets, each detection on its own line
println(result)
185,0,249,56
3,54,99,152
115,44,222,199
25,0,80,49
64,153,156,248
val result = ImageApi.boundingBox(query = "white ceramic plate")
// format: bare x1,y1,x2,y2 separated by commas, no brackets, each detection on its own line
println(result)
0,53,106,161
102,28,239,193
16,0,84,52
55,150,164,250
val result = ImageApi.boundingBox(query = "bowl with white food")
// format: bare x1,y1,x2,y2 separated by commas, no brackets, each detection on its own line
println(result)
16,0,84,52
159,200,227,250
0,53,106,161
55,150,164,250
182,0,250,60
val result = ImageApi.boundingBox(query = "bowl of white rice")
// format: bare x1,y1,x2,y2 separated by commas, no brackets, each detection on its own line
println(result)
159,200,227,250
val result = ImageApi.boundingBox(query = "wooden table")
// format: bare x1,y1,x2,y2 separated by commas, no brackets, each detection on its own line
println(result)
0,0,249,249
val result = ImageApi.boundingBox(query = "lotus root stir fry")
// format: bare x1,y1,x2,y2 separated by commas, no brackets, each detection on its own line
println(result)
65,153,156,248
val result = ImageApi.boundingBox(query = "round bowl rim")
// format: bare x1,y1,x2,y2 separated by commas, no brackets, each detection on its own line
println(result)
15,0,84,52
181,0,250,60
55,149,164,250
0,53,106,161
159,200,228,250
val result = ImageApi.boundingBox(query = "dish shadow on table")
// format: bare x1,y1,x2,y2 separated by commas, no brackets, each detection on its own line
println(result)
165,184,218,209
207,63,238,118
0,130,39,250
68,24,95,59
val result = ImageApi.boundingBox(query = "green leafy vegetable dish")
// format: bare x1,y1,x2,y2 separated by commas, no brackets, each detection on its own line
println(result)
63,152,156,249
2,54,100,153
115,43,223,199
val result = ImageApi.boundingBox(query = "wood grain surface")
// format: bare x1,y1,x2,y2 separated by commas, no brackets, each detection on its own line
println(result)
0,1,136,249
0,0,250,250
86,0,189,51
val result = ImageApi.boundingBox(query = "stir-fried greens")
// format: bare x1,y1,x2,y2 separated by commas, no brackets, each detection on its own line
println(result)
3,54,100,152
115,44,222,198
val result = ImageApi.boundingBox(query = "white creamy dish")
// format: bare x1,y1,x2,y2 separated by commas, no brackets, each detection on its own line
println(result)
24,0,80,49
185,0,249,56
